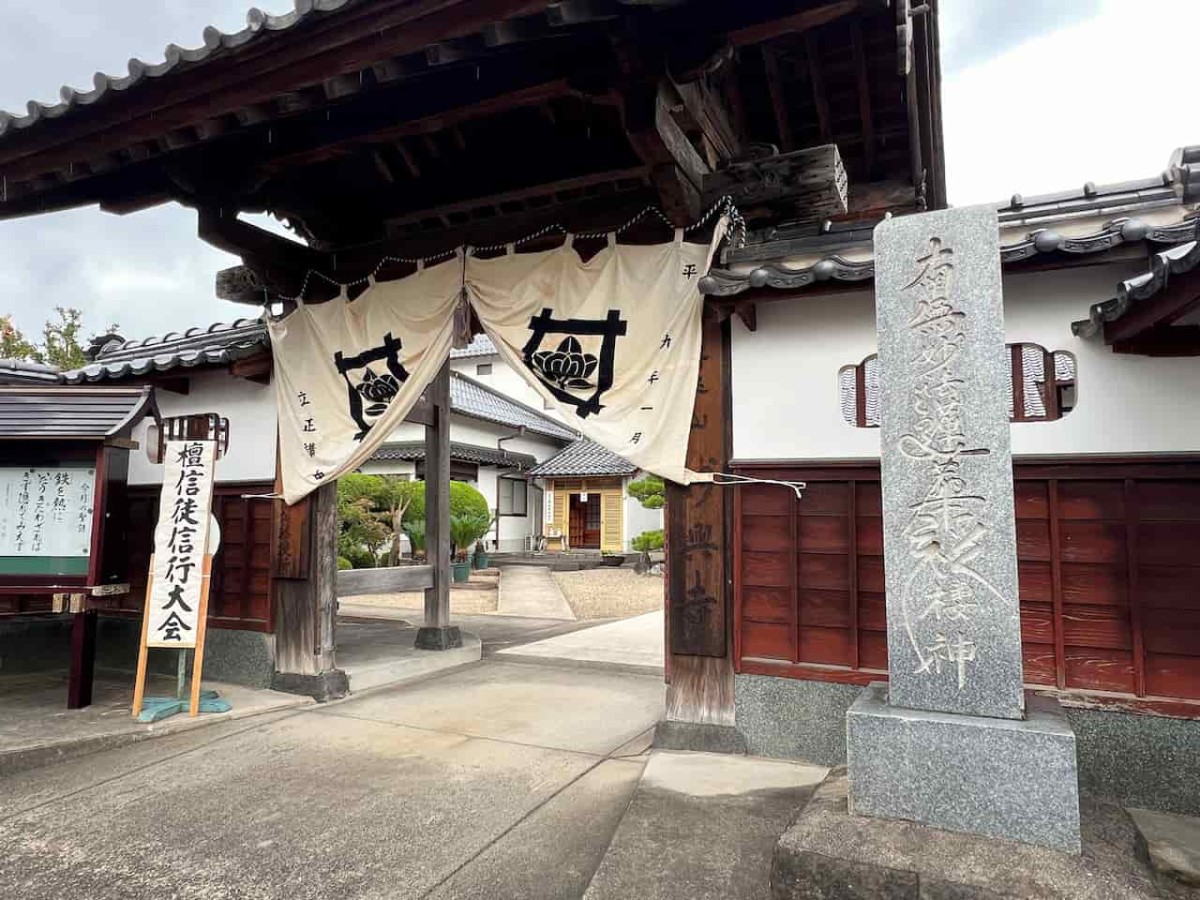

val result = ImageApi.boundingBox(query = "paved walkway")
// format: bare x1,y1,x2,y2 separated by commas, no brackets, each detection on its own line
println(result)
497,565,576,620
498,610,664,674
0,659,664,900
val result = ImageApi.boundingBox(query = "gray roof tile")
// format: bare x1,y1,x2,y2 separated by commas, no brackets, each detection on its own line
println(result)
450,333,497,359
449,371,576,441
0,386,155,440
527,438,636,477
62,319,269,384
371,440,536,470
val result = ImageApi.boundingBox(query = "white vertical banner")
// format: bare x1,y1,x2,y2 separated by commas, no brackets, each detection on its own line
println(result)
467,223,726,485
147,440,217,648
544,489,555,526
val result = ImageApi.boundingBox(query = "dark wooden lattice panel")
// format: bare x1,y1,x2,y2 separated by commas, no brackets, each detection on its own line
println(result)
734,461,1200,705
112,484,273,630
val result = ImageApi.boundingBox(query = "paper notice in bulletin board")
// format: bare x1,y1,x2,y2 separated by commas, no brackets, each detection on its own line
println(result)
0,467,96,573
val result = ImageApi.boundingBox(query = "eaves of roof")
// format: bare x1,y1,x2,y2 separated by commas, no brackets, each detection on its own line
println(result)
1072,227,1200,338
0,1,357,140
449,371,577,442
0,385,157,440
370,440,536,470
700,154,1200,299
61,319,270,384
527,438,636,478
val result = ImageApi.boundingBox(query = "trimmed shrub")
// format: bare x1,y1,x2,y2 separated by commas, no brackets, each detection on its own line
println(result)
632,529,664,552
402,481,489,524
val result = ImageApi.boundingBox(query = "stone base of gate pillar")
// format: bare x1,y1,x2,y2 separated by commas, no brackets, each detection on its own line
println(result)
847,683,1081,853
415,625,463,651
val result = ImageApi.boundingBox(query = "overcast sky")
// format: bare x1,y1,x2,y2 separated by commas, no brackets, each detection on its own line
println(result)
0,0,1196,343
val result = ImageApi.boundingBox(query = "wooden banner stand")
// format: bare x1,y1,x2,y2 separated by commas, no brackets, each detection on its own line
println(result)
131,554,224,721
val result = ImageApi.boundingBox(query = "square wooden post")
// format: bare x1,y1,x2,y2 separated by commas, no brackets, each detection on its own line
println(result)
416,360,461,650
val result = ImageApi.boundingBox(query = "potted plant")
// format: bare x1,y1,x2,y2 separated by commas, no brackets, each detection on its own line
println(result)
601,552,625,567
403,519,426,563
450,513,491,582
473,540,490,570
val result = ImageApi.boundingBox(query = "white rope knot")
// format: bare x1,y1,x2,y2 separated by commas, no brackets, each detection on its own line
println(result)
712,472,806,500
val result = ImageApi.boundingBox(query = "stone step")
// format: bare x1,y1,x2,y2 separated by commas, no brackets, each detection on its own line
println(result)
1129,807,1200,888
582,750,827,900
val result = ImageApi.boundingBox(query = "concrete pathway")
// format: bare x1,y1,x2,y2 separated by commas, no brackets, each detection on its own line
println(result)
584,751,829,900
0,671,311,778
498,610,664,675
0,658,664,900
498,565,576,620
335,617,482,692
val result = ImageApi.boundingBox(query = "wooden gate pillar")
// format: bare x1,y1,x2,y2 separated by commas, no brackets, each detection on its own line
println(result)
416,360,462,650
659,309,742,750
271,461,348,700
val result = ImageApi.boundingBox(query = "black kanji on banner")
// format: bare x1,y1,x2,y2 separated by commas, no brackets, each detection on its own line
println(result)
334,332,409,440
522,309,627,418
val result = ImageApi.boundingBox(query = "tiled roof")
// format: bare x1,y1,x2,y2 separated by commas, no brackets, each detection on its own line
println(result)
371,440,536,470
62,319,269,383
700,147,1200,298
1073,224,1200,338
0,386,155,440
527,438,636,477
450,371,576,442
0,359,61,384
0,1,356,141
450,333,497,359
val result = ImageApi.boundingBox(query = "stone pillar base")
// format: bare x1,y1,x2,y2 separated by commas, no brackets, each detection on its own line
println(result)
271,669,349,702
847,683,1081,853
653,720,747,754
415,626,463,651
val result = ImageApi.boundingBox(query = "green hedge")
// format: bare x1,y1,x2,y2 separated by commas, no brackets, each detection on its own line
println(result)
403,481,489,524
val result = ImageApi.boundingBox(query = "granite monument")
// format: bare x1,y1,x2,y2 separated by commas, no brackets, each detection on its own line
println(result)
846,205,1082,853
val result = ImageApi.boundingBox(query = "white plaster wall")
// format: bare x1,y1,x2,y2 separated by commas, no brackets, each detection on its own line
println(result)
128,370,278,486
731,262,1200,461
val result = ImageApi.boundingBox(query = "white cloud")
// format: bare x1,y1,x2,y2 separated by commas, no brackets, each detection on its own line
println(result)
943,0,1199,204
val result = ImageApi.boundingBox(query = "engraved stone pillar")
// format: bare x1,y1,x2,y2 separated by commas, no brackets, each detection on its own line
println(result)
846,206,1081,853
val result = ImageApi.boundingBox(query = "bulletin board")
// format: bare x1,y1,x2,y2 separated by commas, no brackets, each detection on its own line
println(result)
0,466,96,576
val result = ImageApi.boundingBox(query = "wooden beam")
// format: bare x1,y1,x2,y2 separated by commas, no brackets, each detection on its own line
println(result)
257,79,577,175
384,165,648,231
198,208,328,274
619,81,710,224
1105,270,1200,345
337,565,434,597
229,351,273,384
760,45,794,152
1112,325,1200,357
674,79,741,163
727,0,863,47
701,144,847,222
804,33,832,144
849,21,876,177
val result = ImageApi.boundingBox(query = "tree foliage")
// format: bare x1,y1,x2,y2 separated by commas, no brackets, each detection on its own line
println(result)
632,529,664,552
627,475,665,510
402,481,490,525
0,307,119,369
336,473,422,568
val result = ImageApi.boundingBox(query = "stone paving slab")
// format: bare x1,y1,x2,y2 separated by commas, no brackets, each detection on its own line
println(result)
496,610,664,674
498,565,576,620
774,769,1187,900
1130,807,1200,887
584,751,828,900
426,758,646,900
0,708,599,900
316,659,664,756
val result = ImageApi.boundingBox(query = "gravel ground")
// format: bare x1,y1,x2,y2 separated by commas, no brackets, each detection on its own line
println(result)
552,568,664,620
344,572,498,615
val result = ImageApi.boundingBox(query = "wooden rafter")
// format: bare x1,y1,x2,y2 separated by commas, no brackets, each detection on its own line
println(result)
760,45,794,152
727,0,864,47
674,79,741,164
1105,269,1200,347
849,20,876,177
804,33,832,144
